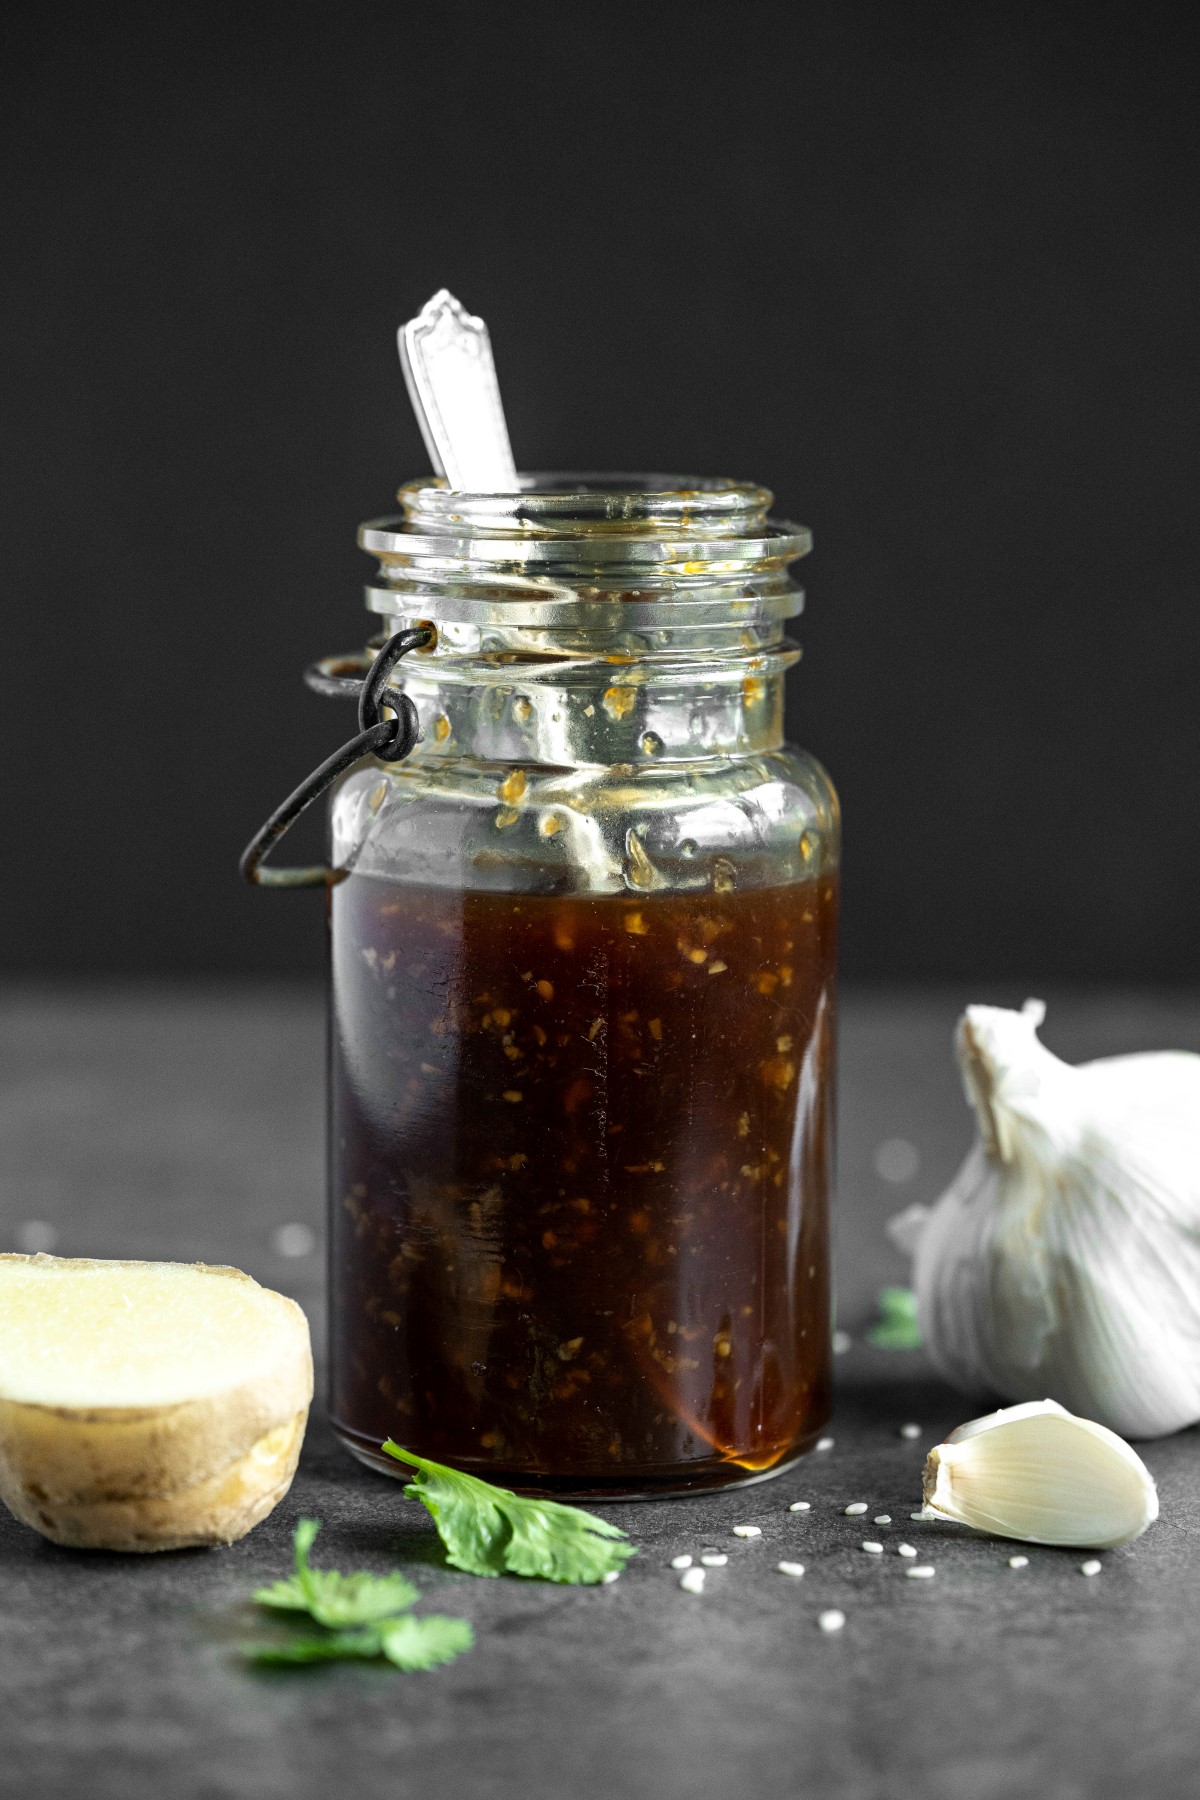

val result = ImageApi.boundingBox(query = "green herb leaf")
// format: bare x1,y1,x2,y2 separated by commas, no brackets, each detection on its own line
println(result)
245,1616,474,1671
245,1520,475,1672
377,1614,475,1670
253,1518,419,1627
381,1440,637,1584
868,1285,923,1350
245,1627,387,1665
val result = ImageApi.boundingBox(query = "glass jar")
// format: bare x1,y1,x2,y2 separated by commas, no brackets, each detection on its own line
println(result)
328,475,838,1497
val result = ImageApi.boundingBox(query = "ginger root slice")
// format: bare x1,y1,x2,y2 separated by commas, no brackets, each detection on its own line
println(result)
0,1254,313,1552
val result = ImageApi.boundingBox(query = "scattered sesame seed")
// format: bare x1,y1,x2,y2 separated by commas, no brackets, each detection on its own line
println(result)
1008,1556,1029,1570
603,1570,620,1584
861,1542,884,1554
679,1567,706,1593
273,1222,316,1258
906,1565,936,1579
874,1137,920,1183
899,1423,921,1440
14,1220,58,1254
910,1512,929,1521
832,1329,852,1355
897,1544,918,1558
844,1503,868,1516
816,1437,835,1452
700,1553,728,1568
788,1501,811,1513
732,1524,762,1538
778,1561,806,1579
670,1554,693,1570
817,1609,846,1632
873,1515,892,1526
1080,1559,1102,1577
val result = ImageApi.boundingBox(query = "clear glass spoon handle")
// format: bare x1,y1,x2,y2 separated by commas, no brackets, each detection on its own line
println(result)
398,289,520,493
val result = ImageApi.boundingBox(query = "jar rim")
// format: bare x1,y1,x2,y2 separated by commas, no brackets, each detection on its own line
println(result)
397,472,775,534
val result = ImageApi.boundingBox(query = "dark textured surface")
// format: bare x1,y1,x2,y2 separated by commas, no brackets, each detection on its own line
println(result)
2,985,1198,1799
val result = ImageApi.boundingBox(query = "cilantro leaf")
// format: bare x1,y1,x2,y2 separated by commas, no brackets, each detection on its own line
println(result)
245,1520,475,1672
245,1617,474,1671
381,1441,637,1584
246,1627,386,1665
867,1285,923,1350
253,1518,419,1627
378,1614,475,1670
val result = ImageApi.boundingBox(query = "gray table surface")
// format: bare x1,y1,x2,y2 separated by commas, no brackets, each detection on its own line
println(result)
2,984,1198,1800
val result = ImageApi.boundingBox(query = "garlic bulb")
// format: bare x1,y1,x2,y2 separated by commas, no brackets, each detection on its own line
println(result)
890,1000,1200,1439
922,1400,1157,1547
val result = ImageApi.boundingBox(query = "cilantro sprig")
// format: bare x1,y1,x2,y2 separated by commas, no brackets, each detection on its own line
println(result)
245,1518,473,1671
255,1518,420,1627
249,1614,474,1669
381,1440,637,1584
867,1285,923,1350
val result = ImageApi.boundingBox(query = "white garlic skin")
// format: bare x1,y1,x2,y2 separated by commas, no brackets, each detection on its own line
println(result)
923,1399,1158,1548
891,1001,1200,1440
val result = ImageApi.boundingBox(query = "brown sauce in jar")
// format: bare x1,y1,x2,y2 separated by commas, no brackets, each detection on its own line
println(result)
329,872,837,1495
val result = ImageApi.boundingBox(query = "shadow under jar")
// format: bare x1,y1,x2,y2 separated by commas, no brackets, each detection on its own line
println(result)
329,475,838,1497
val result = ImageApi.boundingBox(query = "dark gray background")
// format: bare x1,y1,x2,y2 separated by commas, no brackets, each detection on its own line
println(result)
3,1,1198,981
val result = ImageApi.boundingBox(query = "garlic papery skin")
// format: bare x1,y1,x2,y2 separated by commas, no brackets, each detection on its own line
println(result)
922,1400,1158,1548
889,1000,1200,1440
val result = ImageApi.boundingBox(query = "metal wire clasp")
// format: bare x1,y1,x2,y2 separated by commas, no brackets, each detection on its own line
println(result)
239,625,433,888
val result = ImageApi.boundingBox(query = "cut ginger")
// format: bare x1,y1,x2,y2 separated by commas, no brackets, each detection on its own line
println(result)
0,1254,312,1552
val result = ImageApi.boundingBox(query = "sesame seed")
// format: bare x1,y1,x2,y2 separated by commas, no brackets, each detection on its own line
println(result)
1080,1559,1102,1577
1008,1556,1029,1570
873,1515,892,1526
897,1544,918,1558
910,1511,930,1521
14,1220,58,1254
843,1503,868,1516
603,1570,620,1584
899,1423,921,1440
788,1501,811,1513
906,1565,936,1579
700,1553,728,1568
817,1609,846,1632
816,1436,835,1452
679,1567,706,1594
732,1524,762,1538
273,1222,315,1258
861,1541,884,1554
832,1329,852,1355
777,1561,806,1579
874,1137,920,1183
670,1554,693,1569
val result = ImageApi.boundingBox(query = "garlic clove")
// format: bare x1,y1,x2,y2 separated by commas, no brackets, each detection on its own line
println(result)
922,1400,1158,1548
